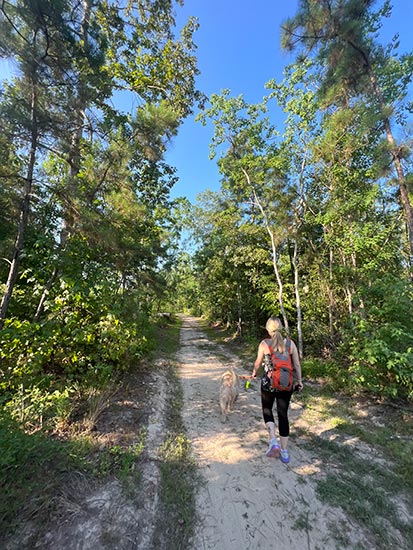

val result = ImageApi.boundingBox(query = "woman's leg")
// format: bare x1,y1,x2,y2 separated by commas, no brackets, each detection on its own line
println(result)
275,391,293,450
261,389,276,433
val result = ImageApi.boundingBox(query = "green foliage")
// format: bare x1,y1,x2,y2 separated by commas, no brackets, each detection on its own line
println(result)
343,277,413,399
93,440,145,482
0,0,200,321
185,189,274,329
295,277,413,400
0,261,154,431
301,358,338,380
3,385,74,432
0,309,150,420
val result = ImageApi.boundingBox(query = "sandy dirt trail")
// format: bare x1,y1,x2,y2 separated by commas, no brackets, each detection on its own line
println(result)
177,316,359,550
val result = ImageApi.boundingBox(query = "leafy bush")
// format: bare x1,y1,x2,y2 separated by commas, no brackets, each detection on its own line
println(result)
0,277,154,428
342,276,413,400
2,385,74,431
302,357,338,379
345,323,413,399
0,313,149,383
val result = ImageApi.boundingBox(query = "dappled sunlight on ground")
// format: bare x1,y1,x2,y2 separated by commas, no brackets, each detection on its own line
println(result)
192,431,262,465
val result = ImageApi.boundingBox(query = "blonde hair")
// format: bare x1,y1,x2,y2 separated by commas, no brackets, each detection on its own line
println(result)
265,317,285,353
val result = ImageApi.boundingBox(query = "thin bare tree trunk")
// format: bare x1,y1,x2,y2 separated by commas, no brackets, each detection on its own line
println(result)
33,266,58,322
235,280,243,338
241,168,290,333
337,248,354,320
292,238,303,359
292,153,307,359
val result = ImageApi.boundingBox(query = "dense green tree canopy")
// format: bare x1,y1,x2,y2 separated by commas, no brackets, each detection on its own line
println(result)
0,0,412,431
0,0,201,416
177,0,413,399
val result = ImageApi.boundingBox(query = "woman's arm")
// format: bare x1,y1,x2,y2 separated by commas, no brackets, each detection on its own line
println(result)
290,340,303,389
252,342,266,378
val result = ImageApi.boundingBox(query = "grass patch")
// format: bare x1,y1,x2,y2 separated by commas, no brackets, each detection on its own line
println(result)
333,421,413,490
152,314,183,357
317,472,412,550
151,318,202,550
297,389,413,494
0,404,148,545
297,407,413,550
292,510,312,532
91,435,145,480
0,413,91,542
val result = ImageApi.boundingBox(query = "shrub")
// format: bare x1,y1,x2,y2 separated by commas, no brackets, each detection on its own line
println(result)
341,276,413,400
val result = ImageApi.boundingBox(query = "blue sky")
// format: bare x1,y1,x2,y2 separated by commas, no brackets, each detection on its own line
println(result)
165,0,413,204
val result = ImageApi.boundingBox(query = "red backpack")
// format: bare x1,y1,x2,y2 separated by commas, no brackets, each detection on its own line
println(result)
265,339,293,391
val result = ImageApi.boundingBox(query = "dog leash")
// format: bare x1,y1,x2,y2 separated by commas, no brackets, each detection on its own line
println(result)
239,374,256,389
240,374,302,392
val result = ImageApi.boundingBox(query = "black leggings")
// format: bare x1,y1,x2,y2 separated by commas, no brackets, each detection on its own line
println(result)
261,390,292,437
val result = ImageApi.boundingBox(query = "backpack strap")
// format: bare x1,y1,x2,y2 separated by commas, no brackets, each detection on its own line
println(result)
285,338,292,354
267,338,292,355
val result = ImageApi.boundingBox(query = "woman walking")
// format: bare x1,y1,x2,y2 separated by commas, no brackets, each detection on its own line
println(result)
251,317,303,464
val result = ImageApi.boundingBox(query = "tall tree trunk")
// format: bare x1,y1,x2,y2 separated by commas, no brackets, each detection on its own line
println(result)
340,252,354,321
63,0,90,234
33,0,91,321
371,71,413,260
353,45,413,261
292,237,303,359
242,169,289,332
328,247,335,338
0,83,38,329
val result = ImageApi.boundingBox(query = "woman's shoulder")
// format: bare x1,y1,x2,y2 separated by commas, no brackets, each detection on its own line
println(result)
260,338,272,349
286,338,298,351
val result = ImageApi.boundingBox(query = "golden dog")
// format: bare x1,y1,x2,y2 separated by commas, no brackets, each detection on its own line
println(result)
220,368,240,422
